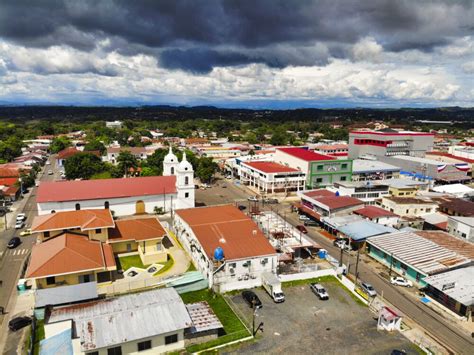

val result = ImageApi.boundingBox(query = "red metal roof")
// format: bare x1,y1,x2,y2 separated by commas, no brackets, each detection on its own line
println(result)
176,205,276,260
0,177,18,186
108,217,167,243
37,176,177,203
302,189,336,199
243,161,300,173
354,206,398,219
31,209,115,232
316,196,364,210
350,131,434,136
277,147,336,162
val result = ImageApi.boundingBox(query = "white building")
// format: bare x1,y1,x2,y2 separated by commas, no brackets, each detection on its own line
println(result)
104,147,149,164
106,120,123,129
37,149,194,216
43,288,192,354
174,205,278,293
447,216,474,242
240,161,306,194
327,181,390,205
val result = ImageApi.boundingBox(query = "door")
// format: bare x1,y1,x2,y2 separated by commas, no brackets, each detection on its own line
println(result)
135,200,145,214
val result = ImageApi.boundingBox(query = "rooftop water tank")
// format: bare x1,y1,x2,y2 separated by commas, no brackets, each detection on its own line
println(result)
335,191,340,197
214,247,224,261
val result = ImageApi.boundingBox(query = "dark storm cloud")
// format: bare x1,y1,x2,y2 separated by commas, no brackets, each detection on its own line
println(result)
0,0,472,73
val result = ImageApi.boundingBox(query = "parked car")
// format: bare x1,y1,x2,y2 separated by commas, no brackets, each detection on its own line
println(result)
333,239,347,249
310,283,329,300
8,316,32,331
16,214,26,222
238,205,247,211
242,290,262,309
360,282,377,297
20,229,32,236
263,198,278,204
298,214,310,221
14,221,25,229
304,220,318,226
390,276,413,287
45,161,51,165
247,196,258,202
47,170,53,175
7,237,21,249
296,225,308,234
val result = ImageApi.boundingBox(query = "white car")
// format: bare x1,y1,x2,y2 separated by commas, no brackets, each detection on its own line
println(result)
298,214,310,221
16,213,26,221
15,221,25,229
391,276,413,287
45,161,51,165
310,283,329,300
360,282,377,297
247,196,258,202
48,170,53,175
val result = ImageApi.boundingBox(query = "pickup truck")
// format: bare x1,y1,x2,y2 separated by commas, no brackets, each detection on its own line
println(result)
262,272,285,303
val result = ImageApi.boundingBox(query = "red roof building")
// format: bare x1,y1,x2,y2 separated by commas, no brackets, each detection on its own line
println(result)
276,147,336,162
354,206,398,219
243,161,299,173
298,189,364,219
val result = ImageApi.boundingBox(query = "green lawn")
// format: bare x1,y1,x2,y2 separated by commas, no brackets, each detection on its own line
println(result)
185,262,197,272
180,289,250,352
118,255,149,270
154,255,175,276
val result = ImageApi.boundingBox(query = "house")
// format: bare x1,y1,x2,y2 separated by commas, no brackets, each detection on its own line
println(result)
0,177,20,201
423,267,474,318
174,205,278,292
239,161,306,194
367,230,473,286
104,146,149,164
44,288,193,354
348,130,434,159
447,216,474,242
313,143,348,157
106,120,123,129
337,220,397,248
56,148,80,166
382,179,429,197
438,198,474,217
275,147,352,188
36,148,195,215
328,181,389,205
27,209,171,290
351,159,400,181
378,196,438,217
354,206,399,227
296,189,364,222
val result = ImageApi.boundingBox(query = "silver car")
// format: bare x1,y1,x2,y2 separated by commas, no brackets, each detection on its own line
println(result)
360,282,377,297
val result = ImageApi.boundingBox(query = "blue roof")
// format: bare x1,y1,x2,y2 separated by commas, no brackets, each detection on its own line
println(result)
339,220,397,241
40,329,73,355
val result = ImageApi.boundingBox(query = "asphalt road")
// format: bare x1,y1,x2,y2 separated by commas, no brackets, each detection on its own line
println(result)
285,211,474,355
0,157,56,354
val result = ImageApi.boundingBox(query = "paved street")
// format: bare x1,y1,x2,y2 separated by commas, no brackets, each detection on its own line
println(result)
0,157,56,354
284,211,474,355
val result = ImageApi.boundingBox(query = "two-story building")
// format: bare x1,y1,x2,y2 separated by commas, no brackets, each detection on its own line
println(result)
328,181,389,205
378,196,438,217
239,161,306,194
174,205,278,293
275,147,352,188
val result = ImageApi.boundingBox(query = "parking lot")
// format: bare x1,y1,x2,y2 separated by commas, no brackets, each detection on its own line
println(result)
226,279,419,354
195,177,250,206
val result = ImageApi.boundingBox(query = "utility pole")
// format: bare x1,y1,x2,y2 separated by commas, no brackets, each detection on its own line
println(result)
354,247,361,285
339,246,343,267
389,252,394,277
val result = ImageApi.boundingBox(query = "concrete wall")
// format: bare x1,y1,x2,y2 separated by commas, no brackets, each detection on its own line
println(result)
274,150,310,175
278,268,334,282
447,218,474,242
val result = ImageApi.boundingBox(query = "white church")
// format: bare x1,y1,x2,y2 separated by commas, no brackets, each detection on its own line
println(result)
36,147,195,216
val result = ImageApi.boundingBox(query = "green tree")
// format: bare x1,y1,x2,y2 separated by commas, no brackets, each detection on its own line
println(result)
50,137,71,153
117,150,139,177
270,131,287,146
196,157,218,183
64,153,107,180
84,139,106,155
140,166,157,176
244,131,258,144
0,136,23,162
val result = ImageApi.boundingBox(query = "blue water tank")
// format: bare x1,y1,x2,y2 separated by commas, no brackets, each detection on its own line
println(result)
214,247,224,261
318,249,327,259
335,191,340,197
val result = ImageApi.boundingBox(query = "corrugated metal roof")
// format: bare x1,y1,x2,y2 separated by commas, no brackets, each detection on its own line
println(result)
35,282,98,308
424,266,474,305
338,221,396,241
186,302,223,333
368,231,471,275
39,329,73,355
48,288,192,351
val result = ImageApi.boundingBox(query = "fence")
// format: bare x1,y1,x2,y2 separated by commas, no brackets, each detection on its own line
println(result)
279,268,335,282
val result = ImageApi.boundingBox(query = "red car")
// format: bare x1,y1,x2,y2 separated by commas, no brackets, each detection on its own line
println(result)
296,225,308,234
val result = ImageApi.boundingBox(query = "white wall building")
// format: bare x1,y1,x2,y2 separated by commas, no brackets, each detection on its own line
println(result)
37,150,195,216
106,120,123,129
174,205,278,293
447,216,474,242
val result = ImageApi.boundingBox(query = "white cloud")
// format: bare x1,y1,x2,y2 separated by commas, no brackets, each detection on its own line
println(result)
351,37,383,63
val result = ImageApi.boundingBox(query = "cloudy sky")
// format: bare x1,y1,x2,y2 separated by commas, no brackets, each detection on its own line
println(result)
0,0,473,108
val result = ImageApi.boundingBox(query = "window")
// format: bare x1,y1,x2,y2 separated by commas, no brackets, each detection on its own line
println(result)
75,203,81,211
185,192,189,198
317,165,323,171
107,347,122,355
426,208,431,213
88,352,99,355
185,176,189,185
340,176,347,181
104,201,110,209
126,243,132,252
400,263,408,271
156,242,162,251
416,273,421,282
95,228,101,234
171,167,175,175
44,231,50,239
406,209,409,214
341,163,347,169
46,276,56,285
165,334,178,345
316,178,323,183
137,340,152,352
